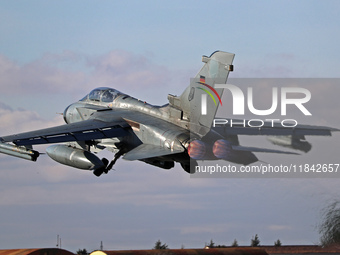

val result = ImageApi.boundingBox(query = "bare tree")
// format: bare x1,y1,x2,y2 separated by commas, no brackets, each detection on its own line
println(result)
319,200,340,246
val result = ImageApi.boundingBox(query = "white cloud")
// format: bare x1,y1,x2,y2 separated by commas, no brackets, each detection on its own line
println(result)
0,50,172,97
0,102,64,135
0,54,87,94
0,50,179,108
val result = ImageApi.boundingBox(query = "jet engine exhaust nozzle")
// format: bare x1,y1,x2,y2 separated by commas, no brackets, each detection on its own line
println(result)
213,139,232,159
188,140,206,160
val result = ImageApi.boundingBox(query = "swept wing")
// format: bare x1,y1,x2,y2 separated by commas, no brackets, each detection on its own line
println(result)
212,118,338,153
1,117,130,146
213,118,339,136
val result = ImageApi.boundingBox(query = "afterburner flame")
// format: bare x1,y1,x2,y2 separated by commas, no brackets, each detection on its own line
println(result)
213,139,232,159
188,140,206,160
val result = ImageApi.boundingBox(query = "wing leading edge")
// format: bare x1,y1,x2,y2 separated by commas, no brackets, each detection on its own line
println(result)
1,118,130,146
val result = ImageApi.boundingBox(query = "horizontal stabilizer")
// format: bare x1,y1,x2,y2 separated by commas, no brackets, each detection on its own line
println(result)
232,145,299,155
123,144,184,161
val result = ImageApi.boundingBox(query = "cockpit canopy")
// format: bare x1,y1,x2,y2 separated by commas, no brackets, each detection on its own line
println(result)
81,87,125,103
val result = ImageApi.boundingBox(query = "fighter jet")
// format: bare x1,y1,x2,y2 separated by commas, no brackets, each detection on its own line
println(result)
0,51,337,176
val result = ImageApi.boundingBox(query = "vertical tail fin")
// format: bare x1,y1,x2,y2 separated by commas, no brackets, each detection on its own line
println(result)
169,51,235,136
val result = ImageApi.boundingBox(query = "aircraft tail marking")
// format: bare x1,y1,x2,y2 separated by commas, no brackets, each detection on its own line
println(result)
197,76,223,106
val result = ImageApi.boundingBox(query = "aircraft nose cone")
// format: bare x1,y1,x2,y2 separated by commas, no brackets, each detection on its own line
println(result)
63,105,71,123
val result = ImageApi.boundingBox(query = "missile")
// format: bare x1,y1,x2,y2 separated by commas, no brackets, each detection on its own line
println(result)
0,142,39,161
46,144,105,170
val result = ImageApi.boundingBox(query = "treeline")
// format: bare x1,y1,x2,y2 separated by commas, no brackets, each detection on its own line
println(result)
153,235,282,250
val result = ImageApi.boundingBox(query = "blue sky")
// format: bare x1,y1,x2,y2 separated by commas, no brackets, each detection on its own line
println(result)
1,0,340,252
2,0,340,73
